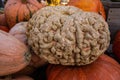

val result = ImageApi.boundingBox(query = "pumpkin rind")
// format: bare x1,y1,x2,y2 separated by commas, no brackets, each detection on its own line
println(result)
47,54,120,80
4,0,44,28
9,22,28,44
0,30,31,76
9,22,47,75
68,0,106,19
27,6,110,66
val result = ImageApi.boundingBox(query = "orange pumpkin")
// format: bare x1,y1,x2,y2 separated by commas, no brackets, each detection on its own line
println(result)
47,54,120,80
113,31,120,60
4,0,44,28
0,30,31,76
0,25,9,32
68,0,106,19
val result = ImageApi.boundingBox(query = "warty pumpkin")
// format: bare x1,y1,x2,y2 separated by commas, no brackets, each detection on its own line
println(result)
27,6,110,66
4,0,44,28
67,0,106,19
47,54,120,80
113,31,120,60
0,30,31,76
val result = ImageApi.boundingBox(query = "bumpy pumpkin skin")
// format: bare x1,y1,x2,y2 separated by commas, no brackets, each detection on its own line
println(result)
0,30,31,76
113,31,120,60
9,22,47,75
27,6,110,66
47,54,120,80
68,0,106,19
4,0,44,28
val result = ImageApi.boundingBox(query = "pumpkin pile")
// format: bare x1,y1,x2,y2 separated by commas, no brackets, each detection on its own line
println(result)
0,0,120,80
0,0,47,79
26,5,120,80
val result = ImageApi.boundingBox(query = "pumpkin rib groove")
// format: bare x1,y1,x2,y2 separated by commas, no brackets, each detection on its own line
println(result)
26,4,32,18
14,2,22,24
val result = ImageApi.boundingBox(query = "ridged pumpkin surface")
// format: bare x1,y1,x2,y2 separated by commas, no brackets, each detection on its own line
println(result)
0,30,31,76
47,54,120,80
4,0,44,28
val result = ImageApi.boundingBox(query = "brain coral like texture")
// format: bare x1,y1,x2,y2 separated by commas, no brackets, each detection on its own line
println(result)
27,6,110,66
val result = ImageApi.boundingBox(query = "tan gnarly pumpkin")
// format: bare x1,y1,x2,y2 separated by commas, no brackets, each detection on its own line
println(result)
47,54,120,80
27,6,110,66
4,0,44,28
0,30,31,76
68,0,106,19
9,22,47,75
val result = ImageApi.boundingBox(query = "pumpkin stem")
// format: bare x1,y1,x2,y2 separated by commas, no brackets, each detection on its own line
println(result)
21,0,27,3
61,0,70,5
